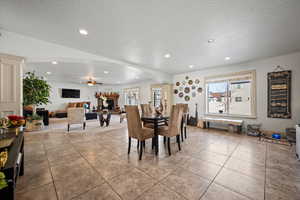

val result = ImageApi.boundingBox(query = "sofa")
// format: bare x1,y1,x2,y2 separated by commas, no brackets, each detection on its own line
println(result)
53,101,91,118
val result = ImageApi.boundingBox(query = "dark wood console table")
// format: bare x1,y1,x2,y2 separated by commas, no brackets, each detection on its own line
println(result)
0,128,25,200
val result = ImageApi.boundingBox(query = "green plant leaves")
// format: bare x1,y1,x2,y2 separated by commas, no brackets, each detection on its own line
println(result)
23,72,51,106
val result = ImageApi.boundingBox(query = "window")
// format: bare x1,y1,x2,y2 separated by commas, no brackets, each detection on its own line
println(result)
152,88,162,108
205,70,256,117
124,87,140,105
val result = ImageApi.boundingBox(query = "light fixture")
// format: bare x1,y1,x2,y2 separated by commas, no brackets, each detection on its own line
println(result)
189,65,194,69
79,29,88,36
164,53,171,58
51,61,58,65
103,70,109,74
87,80,96,86
46,72,52,75
225,57,231,61
208,39,215,43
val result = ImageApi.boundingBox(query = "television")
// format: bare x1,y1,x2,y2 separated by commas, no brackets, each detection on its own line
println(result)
61,89,80,98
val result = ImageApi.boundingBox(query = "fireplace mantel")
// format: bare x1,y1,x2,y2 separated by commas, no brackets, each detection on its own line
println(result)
95,92,120,113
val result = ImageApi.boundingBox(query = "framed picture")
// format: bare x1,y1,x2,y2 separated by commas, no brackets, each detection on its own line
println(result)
267,70,291,118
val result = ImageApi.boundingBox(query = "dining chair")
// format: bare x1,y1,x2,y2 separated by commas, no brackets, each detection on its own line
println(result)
158,105,184,155
125,105,155,160
140,104,154,129
67,108,86,131
140,104,152,115
177,103,189,141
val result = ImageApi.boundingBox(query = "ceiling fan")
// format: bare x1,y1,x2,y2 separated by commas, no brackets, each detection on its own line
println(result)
84,78,103,86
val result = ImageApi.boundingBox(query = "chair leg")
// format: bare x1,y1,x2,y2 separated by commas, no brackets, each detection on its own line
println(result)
181,121,184,142
184,126,187,139
177,135,181,151
167,137,171,156
139,140,143,160
163,136,166,144
152,138,154,149
83,122,86,130
137,140,140,149
67,124,70,132
143,141,146,149
128,137,131,154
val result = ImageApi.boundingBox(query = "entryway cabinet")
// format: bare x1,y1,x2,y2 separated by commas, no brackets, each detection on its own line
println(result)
0,53,24,117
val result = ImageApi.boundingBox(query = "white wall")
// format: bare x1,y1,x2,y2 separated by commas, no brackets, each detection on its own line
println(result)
94,80,155,107
42,80,155,111
173,52,300,132
40,81,98,111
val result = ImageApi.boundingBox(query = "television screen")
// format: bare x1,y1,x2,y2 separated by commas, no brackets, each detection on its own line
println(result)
61,89,80,98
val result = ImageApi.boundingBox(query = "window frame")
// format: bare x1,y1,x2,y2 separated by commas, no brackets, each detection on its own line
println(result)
123,87,140,105
204,70,257,119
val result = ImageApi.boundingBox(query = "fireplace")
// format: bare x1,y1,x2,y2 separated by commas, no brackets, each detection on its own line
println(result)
95,92,120,113
106,99,114,110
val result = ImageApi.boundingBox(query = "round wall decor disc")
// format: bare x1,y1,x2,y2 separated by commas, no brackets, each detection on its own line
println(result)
184,96,190,101
184,87,190,93
197,87,203,93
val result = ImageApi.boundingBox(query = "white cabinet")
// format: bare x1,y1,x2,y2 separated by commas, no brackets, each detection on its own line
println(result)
0,53,24,117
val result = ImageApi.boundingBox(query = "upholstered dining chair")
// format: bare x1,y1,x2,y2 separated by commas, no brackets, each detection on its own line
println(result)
158,105,184,155
67,108,86,131
140,104,155,129
125,105,155,160
177,103,189,141
140,104,152,115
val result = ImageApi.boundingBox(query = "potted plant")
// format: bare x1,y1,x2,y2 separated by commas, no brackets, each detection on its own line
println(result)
23,72,51,131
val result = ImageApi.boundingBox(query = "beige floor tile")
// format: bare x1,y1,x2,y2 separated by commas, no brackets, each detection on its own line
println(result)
201,183,250,200
191,150,228,166
137,184,185,200
54,170,105,200
182,157,221,180
17,162,53,192
231,149,265,166
16,183,57,200
73,183,121,200
161,168,210,200
215,168,264,200
225,157,265,180
265,182,300,200
108,168,157,200
91,157,135,180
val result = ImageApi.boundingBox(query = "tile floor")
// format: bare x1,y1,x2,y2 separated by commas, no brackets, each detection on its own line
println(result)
16,118,300,200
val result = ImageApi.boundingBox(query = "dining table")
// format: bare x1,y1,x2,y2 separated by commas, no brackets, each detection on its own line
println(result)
141,114,169,155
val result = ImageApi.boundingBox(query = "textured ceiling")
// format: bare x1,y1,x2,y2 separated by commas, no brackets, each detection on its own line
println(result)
1,0,300,77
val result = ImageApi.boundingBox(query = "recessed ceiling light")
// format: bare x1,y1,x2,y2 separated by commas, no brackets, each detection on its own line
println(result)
103,70,109,74
46,72,52,75
79,29,88,36
51,61,58,65
164,53,171,58
225,57,231,61
208,39,215,43
189,65,194,68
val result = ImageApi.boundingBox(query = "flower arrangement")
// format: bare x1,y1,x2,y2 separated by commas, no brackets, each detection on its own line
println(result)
0,115,25,129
